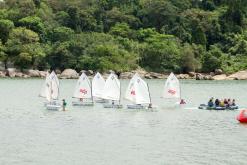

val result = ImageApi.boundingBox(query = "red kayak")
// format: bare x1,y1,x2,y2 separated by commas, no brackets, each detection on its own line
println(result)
237,110,247,123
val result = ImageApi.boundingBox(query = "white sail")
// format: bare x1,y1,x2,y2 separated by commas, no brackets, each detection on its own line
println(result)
92,72,105,98
134,77,151,104
39,72,50,98
39,72,54,102
50,71,59,86
101,73,120,101
49,71,59,100
73,73,92,99
163,72,180,99
124,73,139,102
46,78,52,102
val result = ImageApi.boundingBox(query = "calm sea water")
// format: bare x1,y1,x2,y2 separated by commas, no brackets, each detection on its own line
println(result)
0,79,246,165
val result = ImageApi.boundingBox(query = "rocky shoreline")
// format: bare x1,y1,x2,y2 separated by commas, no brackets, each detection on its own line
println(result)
1,68,247,80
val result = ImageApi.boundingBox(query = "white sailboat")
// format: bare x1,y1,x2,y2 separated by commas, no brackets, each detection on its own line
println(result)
102,73,123,108
163,72,181,104
39,72,50,101
125,73,139,103
125,74,153,109
72,72,94,106
40,71,61,110
92,72,108,103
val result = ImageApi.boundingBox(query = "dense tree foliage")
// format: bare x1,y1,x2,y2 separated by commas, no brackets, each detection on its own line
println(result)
0,0,247,73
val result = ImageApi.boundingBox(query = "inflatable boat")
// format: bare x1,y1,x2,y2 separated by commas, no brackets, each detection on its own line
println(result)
198,104,238,110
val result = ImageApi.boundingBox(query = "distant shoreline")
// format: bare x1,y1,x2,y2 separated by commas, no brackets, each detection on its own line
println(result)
0,68,247,80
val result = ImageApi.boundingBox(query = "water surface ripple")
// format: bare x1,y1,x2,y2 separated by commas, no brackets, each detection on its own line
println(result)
0,79,246,165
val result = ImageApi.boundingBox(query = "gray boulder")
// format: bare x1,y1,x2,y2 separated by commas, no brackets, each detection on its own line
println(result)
144,74,152,79
213,74,227,80
108,70,115,74
149,72,166,79
60,69,79,79
210,72,215,76
86,70,94,76
215,69,223,75
23,75,31,78
79,70,86,75
120,72,133,79
227,70,247,80
26,69,40,77
0,71,6,77
102,73,110,79
39,71,48,78
177,74,190,79
133,68,148,77
195,73,204,80
55,69,61,74
15,72,24,78
6,68,16,77
203,75,213,80
188,72,196,77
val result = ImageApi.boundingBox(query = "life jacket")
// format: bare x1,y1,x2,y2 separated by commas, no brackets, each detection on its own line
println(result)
219,101,225,107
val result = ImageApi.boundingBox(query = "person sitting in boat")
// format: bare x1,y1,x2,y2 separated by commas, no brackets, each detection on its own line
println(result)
148,103,152,108
224,98,229,106
215,99,220,107
219,100,225,107
180,99,186,105
226,98,231,107
232,99,236,106
208,98,214,107
80,98,83,102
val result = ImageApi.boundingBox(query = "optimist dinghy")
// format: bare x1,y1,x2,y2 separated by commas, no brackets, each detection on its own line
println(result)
163,72,182,106
163,72,181,99
39,71,61,110
125,73,155,109
72,73,94,106
102,73,123,109
92,72,108,103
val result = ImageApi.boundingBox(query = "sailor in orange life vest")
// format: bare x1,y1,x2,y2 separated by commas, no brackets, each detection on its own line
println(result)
180,99,186,105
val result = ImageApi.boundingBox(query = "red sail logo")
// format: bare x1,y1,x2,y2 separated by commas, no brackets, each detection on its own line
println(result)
131,90,135,95
168,89,176,95
80,89,87,94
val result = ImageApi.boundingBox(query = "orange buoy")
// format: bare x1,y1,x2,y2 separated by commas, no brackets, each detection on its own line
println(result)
237,110,247,123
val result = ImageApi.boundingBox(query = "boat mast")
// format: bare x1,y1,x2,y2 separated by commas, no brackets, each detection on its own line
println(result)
147,83,152,105
179,80,181,101
90,78,93,103
50,78,52,103
119,80,121,105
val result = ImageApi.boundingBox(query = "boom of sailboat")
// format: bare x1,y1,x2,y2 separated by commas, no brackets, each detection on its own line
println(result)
39,71,182,110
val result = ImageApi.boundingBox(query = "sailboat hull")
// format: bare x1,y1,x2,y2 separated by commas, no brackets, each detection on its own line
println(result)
127,104,157,110
46,104,61,110
127,104,146,109
95,99,109,103
103,104,123,109
72,101,94,106
43,100,58,106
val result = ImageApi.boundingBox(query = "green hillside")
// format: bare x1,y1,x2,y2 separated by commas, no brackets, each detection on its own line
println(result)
0,0,247,73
